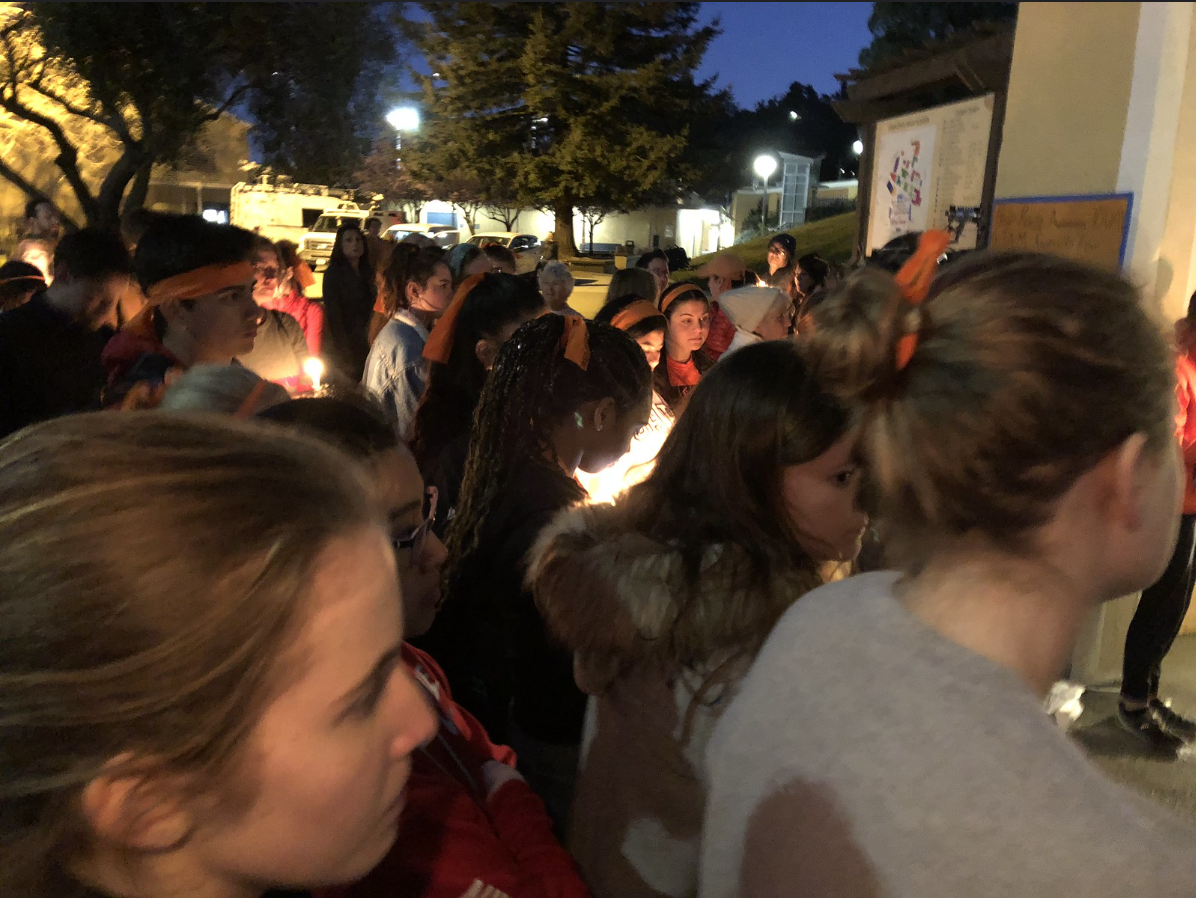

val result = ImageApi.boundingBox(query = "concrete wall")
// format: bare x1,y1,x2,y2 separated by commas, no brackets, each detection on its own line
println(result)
997,2,1196,675
995,3,1141,199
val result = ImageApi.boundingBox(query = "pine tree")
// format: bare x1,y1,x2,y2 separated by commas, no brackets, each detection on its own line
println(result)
399,2,724,256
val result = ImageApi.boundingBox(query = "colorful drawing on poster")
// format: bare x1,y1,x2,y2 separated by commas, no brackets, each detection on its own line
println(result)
870,123,936,248
885,138,925,234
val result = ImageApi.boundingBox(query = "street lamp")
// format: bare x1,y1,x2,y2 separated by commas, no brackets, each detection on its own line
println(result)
753,154,778,230
386,106,420,132
852,139,864,155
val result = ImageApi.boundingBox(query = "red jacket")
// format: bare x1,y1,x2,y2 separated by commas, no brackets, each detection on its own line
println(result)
321,645,590,898
1175,322,1196,513
261,287,324,356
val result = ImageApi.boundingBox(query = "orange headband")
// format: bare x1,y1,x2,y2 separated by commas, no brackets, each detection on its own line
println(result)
0,273,45,287
561,314,590,370
422,273,486,364
146,260,255,305
610,299,662,333
893,230,951,372
659,284,707,315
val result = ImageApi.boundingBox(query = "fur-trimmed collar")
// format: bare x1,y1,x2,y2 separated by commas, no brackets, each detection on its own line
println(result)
527,500,822,687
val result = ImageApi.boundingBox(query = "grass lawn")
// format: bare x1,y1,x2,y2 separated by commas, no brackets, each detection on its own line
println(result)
677,212,856,281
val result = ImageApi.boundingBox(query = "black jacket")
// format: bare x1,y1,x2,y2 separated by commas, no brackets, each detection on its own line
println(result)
416,459,587,745
0,293,110,438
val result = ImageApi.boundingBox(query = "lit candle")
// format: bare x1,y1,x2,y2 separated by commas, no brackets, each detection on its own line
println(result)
302,357,325,392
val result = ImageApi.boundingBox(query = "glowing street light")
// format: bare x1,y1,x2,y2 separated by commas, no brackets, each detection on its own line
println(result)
386,106,420,132
852,139,864,155
754,154,778,230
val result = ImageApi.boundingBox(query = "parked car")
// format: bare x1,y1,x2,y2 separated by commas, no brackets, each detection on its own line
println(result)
467,232,544,274
383,223,460,249
298,206,370,271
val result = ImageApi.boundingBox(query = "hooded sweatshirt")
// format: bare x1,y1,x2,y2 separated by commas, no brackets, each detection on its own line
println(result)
526,501,822,898
714,286,785,359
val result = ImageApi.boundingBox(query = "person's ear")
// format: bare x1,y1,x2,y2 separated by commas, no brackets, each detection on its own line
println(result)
405,280,422,308
80,755,194,853
475,337,500,371
158,299,187,329
592,396,618,434
1105,432,1155,531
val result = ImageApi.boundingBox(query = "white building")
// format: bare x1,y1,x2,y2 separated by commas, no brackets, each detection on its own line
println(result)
413,198,734,259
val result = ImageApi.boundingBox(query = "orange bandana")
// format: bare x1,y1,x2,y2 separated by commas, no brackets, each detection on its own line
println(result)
893,230,951,372
561,315,590,370
610,300,662,333
423,273,486,364
145,261,255,305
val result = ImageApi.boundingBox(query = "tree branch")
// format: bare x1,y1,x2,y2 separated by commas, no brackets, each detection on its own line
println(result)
0,87,100,223
0,154,80,230
201,82,251,123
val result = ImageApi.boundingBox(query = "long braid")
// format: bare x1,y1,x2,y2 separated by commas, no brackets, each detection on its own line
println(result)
444,315,649,600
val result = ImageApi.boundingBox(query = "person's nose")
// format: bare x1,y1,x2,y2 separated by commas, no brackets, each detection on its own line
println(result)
387,668,437,758
418,531,448,574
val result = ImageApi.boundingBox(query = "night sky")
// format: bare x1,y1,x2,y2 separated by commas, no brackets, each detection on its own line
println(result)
697,2,875,106
397,2,875,112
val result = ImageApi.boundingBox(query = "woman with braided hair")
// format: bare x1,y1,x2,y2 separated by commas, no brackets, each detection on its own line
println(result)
410,272,546,514
420,313,652,826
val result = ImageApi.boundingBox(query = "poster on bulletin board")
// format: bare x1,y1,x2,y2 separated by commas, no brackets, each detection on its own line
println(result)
866,94,996,254
989,193,1132,270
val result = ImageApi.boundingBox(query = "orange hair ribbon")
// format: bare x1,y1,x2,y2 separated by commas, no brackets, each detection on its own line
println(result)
422,273,486,364
561,314,591,370
610,300,662,332
145,261,255,305
893,230,951,372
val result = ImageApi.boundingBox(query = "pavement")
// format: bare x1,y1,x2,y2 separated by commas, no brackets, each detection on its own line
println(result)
567,270,613,319
1071,634,1196,822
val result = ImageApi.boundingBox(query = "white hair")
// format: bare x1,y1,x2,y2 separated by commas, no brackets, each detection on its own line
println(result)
538,260,574,286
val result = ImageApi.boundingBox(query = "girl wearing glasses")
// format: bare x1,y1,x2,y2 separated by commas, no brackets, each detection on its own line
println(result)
259,396,588,898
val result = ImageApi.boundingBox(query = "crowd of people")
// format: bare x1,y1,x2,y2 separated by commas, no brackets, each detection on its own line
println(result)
2,197,1196,898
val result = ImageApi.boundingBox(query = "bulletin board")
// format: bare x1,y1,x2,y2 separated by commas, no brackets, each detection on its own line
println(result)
866,94,996,254
988,193,1133,270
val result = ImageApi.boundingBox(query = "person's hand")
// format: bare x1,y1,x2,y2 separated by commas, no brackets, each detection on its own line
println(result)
481,759,523,798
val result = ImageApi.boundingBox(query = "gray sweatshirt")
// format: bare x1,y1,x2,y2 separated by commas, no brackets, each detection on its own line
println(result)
700,572,1196,898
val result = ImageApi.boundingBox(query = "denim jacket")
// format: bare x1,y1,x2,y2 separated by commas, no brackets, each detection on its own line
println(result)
363,309,429,442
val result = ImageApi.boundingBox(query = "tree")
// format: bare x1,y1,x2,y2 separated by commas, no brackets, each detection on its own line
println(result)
578,206,613,253
484,203,522,233
355,137,432,224
859,2,1018,70
399,2,724,256
0,3,394,229
735,82,860,183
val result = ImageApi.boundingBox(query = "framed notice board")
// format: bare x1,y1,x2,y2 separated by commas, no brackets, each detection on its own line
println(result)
989,193,1133,270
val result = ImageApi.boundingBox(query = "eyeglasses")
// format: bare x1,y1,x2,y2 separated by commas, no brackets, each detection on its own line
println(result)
255,266,280,279
393,486,438,555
